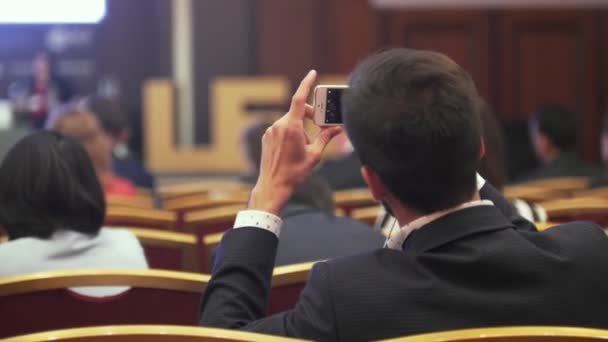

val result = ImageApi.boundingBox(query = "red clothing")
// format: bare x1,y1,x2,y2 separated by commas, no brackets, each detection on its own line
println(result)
104,176,137,197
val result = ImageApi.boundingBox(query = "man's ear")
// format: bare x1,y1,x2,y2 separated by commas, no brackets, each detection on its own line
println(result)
361,165,387,201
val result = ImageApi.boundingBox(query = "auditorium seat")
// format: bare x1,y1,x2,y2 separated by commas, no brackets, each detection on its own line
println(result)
2,325,308,342
157,180,251,201
540,197,608,226
334,189,377,216
517,177,591,192
268,262,316,315
351,205,382,226
105,206,177,230
0,269,209,338
575,186,608,199
182,205,243,272
163,192,248,215
378,326,608,342
503,185,568,203
125,228,200,272
107,194,155,210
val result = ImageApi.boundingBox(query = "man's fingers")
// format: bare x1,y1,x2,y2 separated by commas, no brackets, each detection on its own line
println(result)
288,70,317,121
304,104,314,120
308,126,344,162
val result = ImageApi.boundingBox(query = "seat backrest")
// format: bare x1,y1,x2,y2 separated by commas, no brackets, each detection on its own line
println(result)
333,189,377,216
503,185,569,203
378,326,608,342
351,205,382,226
123,227,200,272
105,206,177,230
158,180,251,201
516,177,591,193
3,325,310,342
0,269,208,338
539,197,608,225
268,262,316,315
106,194,155,209
182,205,243,272
163,192,249,213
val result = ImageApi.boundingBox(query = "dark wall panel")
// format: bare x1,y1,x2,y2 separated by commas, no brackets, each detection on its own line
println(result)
387,11,493,104
498,11,601,161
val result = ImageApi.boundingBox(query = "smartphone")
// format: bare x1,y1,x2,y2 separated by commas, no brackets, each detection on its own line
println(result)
313,85,348,126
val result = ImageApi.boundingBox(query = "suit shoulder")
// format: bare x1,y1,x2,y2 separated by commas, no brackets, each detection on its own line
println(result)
322,248,407,275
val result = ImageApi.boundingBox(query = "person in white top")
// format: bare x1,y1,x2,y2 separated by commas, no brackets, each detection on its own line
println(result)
0,131,148,297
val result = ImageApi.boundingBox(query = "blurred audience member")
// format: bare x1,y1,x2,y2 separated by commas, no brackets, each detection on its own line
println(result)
317,132,366,190
0,132,147,296
9,51,75,129
517,104,602,182
477,99,506,190
589,112,608,188
84,95,155,189
48,107,137,196
234,120,384,266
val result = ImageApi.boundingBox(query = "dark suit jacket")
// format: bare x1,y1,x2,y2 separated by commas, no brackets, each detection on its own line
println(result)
274,204,384,266
200,183,608,341
317,152,366,190
516,151,603,183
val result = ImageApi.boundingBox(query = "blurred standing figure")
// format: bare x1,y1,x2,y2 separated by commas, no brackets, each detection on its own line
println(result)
48,107,137,197
517,104,602,182
84,95,155,189
9,51,75,129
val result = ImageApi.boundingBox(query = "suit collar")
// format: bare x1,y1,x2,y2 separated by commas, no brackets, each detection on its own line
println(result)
402,205,515,254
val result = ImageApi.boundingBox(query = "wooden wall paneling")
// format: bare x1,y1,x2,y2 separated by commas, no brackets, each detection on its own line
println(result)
329,0,383,74
602,11,608,119
387,11,493,105
257,0,328,79
498,10,601,162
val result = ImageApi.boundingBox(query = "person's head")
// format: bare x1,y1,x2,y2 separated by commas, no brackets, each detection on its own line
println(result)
241,120,273,173
49,107,112,175
477,98,506,190
529,104,578,164
84,95,130,146
288,175,335,215
343,48,482,216
0,131,105,240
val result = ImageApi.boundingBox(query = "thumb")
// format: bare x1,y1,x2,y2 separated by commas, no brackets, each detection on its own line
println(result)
308,126,344,162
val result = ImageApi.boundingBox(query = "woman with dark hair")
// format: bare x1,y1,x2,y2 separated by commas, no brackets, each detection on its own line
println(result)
0,131,147,296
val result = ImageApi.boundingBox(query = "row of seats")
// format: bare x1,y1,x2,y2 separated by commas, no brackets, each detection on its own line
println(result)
4,325,608,341
0,264,313,338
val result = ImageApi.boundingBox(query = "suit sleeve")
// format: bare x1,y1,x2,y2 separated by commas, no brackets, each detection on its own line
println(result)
479,182,537,232
199,227,338,341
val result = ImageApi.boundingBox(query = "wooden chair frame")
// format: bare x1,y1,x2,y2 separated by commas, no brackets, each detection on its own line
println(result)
379,326,608,342
106,206,177,230
2,325,309,342
0,269,209,296
333,189,377,216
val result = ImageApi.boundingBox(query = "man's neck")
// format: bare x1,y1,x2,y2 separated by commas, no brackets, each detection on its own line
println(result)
393,192,481,228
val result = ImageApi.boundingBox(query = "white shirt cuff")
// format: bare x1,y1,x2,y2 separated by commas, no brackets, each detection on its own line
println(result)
233,210,283,237
476,173,486,191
